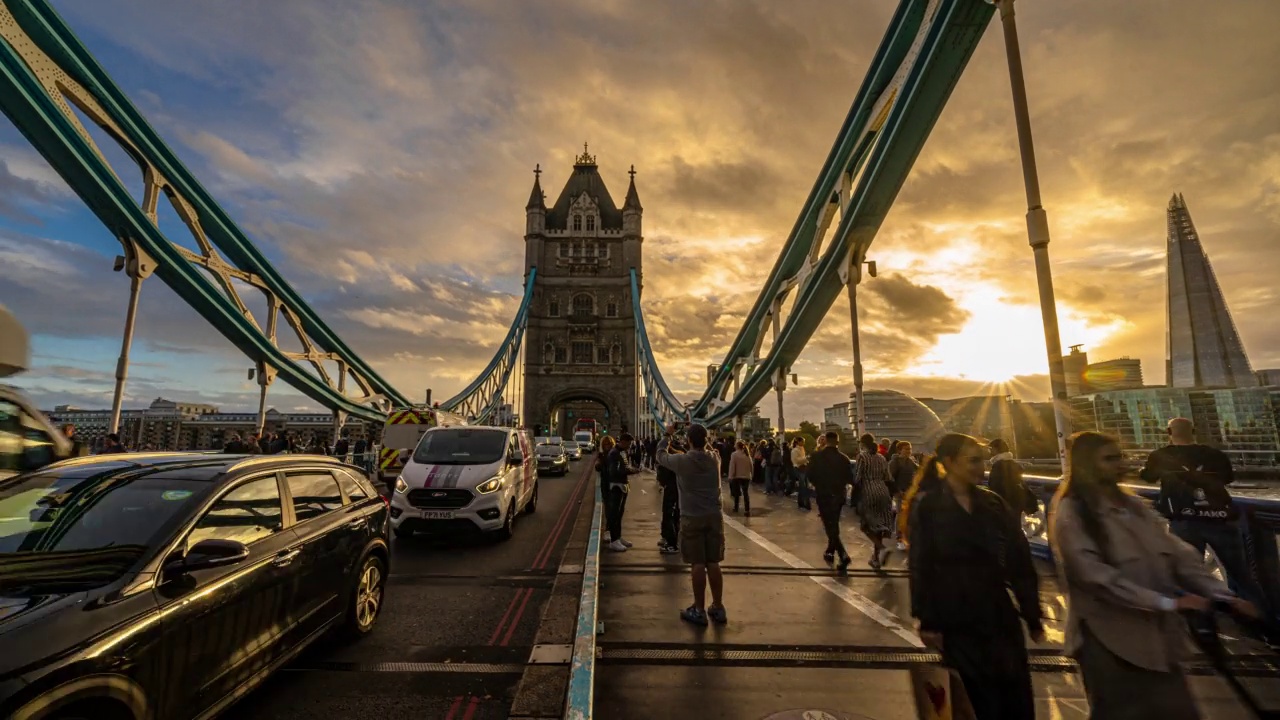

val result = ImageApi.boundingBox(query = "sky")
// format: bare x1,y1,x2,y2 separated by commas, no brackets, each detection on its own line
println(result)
2,0,1279,428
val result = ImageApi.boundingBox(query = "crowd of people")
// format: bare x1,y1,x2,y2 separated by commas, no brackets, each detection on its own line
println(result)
593,418,1268,719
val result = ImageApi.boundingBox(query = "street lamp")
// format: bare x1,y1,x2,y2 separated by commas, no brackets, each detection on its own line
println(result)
847,259,877,436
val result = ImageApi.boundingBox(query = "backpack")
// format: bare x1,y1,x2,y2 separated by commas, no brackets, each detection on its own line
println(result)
1158,465,1236,522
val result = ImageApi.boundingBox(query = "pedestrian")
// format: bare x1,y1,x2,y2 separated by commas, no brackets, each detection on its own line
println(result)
898,434,957,547
765,437,784,495
987,439,1039,522
657,435,684,554
354,435,369,467
791,436,811,510
808,430,854,572
335,430,351,461
596,435,616,497
1051,430,1256,719
752,440,766,486
909,431,1043,719
728,440,753,515
781,434,795,496
605,433,640,552
852,433,894,569
60,424,87,457
1139,417,1268,615
718,437,732,479
99,433,126,454
657,423,727,626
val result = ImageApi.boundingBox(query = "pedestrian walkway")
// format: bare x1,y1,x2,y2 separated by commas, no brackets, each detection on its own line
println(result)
593,471,1280,719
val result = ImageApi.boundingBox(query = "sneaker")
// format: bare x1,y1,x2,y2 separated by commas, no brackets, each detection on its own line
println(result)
620,538,633,548
823,551,835,565
708,604,728,625
608,540,628,552
660,544,680,555
657,539,668,547
680,606,709,626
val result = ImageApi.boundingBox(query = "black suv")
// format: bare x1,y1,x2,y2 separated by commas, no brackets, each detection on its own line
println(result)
0,453,390,720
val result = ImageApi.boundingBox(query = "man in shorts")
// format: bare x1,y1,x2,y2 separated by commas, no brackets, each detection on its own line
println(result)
657,422,727,626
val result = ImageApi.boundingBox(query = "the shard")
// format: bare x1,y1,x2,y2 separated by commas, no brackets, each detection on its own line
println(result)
1165,193,1256,388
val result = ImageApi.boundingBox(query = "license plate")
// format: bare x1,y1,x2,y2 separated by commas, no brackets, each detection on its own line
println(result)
421,510,454,520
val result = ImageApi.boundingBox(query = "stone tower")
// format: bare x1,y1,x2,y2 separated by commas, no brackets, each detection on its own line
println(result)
523,145,642,436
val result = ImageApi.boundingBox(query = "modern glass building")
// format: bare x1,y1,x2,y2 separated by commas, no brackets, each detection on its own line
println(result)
827,391,946,449
1071,386,1280,469
1165,193,1257,388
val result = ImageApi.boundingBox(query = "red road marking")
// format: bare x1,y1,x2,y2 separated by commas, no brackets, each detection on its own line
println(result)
531,460,593,570
443,695,464,720
462,695,480,719
500,587,535,647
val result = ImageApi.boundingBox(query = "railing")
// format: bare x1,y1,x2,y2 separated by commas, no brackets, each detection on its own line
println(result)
1022,474,1280,620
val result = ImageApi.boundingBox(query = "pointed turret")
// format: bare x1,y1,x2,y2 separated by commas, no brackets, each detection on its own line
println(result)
526,164,546,236
622,164,642,236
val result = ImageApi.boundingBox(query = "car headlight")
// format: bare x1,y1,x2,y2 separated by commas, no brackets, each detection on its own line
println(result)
476,477,502,494
395,476,408,494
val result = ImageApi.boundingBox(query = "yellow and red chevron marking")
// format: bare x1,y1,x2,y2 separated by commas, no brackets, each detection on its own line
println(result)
385,409,439,426
378,447,401,470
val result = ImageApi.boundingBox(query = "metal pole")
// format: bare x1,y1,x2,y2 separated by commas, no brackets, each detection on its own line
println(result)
995,0,1070,471
771,301,786,441
109,272,143,434
255,365,269,435
846,275,866,437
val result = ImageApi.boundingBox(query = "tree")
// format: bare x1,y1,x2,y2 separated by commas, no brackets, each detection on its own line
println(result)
798,420,822,438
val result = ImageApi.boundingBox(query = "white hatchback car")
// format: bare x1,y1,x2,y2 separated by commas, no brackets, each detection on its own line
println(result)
390,426,536,541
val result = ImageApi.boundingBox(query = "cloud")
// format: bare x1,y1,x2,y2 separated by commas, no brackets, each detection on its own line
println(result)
0,0,1272,430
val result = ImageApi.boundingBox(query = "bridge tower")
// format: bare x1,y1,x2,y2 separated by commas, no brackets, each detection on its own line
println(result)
523,145,642,437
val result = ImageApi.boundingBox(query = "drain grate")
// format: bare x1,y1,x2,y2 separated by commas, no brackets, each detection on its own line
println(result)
291,660,525,674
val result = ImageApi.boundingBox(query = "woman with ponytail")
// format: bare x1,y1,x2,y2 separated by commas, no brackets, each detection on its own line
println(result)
907,432,1043,718
1050,431,1255,718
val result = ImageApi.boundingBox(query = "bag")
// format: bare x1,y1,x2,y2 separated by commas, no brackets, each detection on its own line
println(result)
1158,467,1237,522
910,664,976,720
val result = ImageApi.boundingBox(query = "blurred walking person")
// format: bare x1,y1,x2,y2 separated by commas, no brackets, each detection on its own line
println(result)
809,430,854,573
728,440,753,515
1052,431,1256,719
909,432,1043,719
852,433,894,569
987,439,1039,522
791,436,812,510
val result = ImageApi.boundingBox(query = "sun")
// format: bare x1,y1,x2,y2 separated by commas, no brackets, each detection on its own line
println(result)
912,287,1126,386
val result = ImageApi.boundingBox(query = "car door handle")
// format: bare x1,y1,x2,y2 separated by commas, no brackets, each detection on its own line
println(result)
273,549,301,567
347,518,364,529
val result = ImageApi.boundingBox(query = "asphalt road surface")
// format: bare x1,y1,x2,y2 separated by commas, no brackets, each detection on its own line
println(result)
228,457,595,720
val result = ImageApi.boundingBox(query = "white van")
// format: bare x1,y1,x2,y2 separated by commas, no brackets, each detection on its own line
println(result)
573,431,595,453
390,426,535,541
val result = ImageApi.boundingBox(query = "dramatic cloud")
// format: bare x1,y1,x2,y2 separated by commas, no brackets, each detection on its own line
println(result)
0,0,1276,428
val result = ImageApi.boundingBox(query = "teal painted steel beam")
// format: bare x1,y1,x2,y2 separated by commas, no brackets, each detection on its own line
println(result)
0,0,410,420
703,0,996,428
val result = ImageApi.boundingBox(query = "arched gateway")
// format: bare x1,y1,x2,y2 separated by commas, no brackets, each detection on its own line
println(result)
522,145,642,438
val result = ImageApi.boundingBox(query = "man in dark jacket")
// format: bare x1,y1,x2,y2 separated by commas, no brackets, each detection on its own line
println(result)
605,433,640,552
808,430,854,573
656,436,686,554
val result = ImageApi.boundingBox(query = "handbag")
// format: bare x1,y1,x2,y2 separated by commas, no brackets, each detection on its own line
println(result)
910,664,977,720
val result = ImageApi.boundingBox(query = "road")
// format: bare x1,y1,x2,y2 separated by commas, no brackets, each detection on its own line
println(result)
229,456,595,720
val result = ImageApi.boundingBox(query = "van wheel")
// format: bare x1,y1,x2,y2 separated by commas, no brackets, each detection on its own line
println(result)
526,481,539,514
495,499,516,541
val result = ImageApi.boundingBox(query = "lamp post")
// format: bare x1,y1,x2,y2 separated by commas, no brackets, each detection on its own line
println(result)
846,259,877,436
991,0,1070,471
108,241,155,434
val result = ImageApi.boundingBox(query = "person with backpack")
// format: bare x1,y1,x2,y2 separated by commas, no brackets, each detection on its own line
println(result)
1053,430,1255,719
1139,417,1267,614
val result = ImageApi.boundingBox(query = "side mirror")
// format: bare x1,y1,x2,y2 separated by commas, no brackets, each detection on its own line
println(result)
508,453,524,466
178,538,250,573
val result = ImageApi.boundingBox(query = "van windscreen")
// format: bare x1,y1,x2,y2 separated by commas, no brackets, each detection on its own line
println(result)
412,429,507,465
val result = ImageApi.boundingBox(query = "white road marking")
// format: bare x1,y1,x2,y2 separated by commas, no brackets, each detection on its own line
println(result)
720,513,924,647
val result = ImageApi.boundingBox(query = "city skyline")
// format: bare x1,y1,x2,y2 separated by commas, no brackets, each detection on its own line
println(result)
2,1,1279,428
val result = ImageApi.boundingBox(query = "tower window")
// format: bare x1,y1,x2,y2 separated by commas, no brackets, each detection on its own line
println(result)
549,299,560,317
573,214,582,232
597,346,610,364
555,347,567,364
572,342,593,364
586,215,595,232
572,293,593,319
606,302,618,318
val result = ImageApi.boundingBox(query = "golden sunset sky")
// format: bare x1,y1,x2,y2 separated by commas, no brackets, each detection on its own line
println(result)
2,0,1278,426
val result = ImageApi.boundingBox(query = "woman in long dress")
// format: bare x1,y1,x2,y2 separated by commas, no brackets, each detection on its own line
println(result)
853,433,894,569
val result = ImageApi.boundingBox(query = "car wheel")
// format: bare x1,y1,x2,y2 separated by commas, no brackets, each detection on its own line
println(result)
526,481,539,513
495,499,516,541
342,552,386,639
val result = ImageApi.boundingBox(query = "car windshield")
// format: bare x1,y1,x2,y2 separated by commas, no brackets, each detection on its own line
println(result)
412,429,508,465
536,444,562,456
0,468,212,591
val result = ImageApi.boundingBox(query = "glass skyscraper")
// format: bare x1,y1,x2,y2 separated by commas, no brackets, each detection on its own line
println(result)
1165,193,1256,388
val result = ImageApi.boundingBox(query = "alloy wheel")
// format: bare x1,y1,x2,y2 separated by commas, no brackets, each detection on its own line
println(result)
355,561,383,629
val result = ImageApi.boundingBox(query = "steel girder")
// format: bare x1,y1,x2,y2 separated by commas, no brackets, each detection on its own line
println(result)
0,0,411,420
630,269,685,429
684,0,996,427
439,269,535,425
